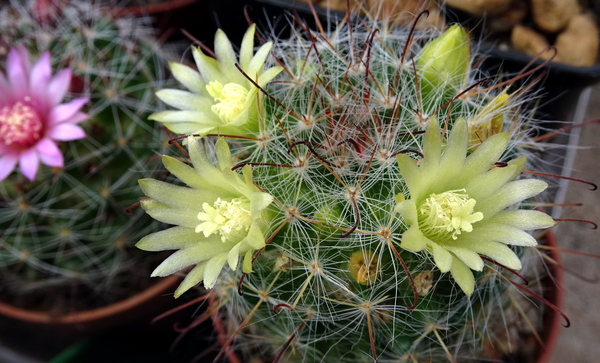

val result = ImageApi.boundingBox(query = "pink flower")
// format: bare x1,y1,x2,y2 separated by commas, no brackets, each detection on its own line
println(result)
0,45,89,181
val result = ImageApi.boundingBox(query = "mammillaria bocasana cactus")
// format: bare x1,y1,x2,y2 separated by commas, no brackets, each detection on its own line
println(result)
0,0,177,312
138,7,567,363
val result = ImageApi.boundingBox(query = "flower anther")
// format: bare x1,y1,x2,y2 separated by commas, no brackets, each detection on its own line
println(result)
196,197,253,242
206,81,250,124
418,189,484,240
0,101,44,149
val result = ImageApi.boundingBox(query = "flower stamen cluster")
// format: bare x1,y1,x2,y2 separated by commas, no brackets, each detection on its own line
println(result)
196,197,252,242
206,81,250,124
0,101,44,149
418,189,483,240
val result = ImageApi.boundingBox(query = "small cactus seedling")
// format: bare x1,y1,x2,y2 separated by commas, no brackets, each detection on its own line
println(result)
138,5,576,363
0,0,177,312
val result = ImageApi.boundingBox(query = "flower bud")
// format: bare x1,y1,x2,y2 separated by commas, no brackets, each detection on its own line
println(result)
417,24,469,92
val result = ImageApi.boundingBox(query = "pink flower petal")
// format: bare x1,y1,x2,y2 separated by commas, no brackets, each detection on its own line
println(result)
37,138,63,167
47,68,72,107
15,45,32,72
48,98,89,124
30,51,52,105
7,46,30,100
19,149,40,181
36,138,61,156
48,123,86,141
61,111,89,125
0,154,19,181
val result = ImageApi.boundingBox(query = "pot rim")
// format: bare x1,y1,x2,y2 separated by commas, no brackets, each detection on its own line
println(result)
0,274,180,325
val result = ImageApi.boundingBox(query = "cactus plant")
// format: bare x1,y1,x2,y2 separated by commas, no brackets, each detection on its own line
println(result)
138,6,566,363
0,0,177,313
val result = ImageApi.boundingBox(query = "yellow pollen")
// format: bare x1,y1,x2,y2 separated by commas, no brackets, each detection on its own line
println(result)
0,101,44,149
195,197,252,243
418,189,483,240
206,81,249,124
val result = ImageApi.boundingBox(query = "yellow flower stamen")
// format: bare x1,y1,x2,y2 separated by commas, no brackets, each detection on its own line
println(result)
418,189,483,240
196,197,252,242
206,80,249,124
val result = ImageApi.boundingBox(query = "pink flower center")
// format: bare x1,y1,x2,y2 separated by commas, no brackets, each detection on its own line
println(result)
0,101,44,149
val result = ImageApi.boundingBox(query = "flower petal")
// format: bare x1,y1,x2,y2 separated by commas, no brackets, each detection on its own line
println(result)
396,155,422,200
7,46,29,100
449,257,475,295
485,209,555,230
29,51,52,100
193,47,226,85
457,132,509,185
137,226,204,251
203,253,229,289
452,240,522,269
155,89,213,111
48,123,86,141
215,137,234,171
214,29,244,85
257,66,283,87
446,247,484,271
477,179,548,218
459,223,538,247
140,200,200,229
421,119,441,176
174,261,209,298
36,138,63,167
431,242,453,272
162,155,207,189
48,98,89,124
188,137,238,194
239,24,256,70
228,242,242,270
400,224,429,252
250,192,274,216
245,222,267,250
247,41,273,80
149,109,213,123
61,111,89,125
438,119,467,183
19,149,40,181
0,154,18,181
47,68,72,106
139,178,219,210
169,61,206,94
151,241,233,277
463,161,521,201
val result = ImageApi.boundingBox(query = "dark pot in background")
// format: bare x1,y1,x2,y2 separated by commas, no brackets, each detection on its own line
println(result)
0,275,182,362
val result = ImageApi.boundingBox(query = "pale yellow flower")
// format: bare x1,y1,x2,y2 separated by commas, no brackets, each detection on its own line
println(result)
149,25,282,136
136,137,274,297
395,120,555,295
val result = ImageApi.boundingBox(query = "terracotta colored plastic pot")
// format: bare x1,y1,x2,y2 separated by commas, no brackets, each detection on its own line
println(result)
0,274,180,329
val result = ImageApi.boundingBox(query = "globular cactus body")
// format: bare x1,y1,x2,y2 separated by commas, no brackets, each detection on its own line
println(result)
139,6,557,363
